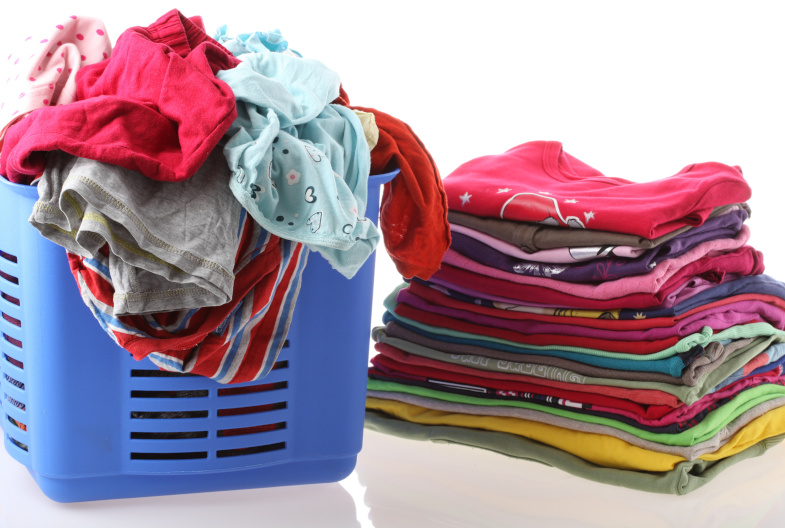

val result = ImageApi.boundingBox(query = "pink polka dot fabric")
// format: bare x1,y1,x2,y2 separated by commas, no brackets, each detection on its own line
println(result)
0,15,112,144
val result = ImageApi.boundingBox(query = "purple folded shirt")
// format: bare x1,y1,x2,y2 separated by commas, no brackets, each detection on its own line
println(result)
425,273,731,311
450,208,748,284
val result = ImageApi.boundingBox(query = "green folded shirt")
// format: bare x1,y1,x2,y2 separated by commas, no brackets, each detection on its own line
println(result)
367,378,785,447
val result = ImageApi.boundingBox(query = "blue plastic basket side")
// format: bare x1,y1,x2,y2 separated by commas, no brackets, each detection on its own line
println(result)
0,169,398,502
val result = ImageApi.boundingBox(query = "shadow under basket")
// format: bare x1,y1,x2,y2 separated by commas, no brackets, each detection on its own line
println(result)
0,169,397,503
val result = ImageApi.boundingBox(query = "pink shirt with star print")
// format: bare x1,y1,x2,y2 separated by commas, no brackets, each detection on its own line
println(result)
442,141,751,239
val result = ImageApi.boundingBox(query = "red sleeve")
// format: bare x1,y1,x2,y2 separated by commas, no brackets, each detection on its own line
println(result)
349,105,451,279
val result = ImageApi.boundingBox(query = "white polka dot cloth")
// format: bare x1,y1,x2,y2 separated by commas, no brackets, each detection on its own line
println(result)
0,15,112,144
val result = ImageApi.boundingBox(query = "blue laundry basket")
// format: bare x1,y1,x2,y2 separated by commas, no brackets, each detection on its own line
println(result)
0,169,397,503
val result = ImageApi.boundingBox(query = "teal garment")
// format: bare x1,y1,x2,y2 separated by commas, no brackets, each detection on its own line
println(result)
383,286,785,361
214,24,297,56
364,410,785,495
379,330,783,405
383,318,694,377
367,378,785,447
374,328,781,405
376,324,749,387
217,52,375,279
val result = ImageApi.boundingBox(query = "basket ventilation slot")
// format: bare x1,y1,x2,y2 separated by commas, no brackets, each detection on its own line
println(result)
6,415,27,431
4,373,24,390
217,441,286,458
218,401,287,417
131,410,208,419
131,390,208,399
1,292,20,306
217,381,287,397
8,436,28,452
2,333,21,348
131,451,207,460
4,393,25,411
217,421,286,437
3,354,23,370
0,252,17,264
2,312,20,327
130,431,208,440
0,271,18,285
131,370,198,378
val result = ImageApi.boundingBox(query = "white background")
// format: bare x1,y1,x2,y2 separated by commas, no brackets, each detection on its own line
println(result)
1,1,785,526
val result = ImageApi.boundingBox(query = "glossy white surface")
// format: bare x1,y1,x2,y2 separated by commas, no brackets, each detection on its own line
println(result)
355,431,785,528
1,431,785,527
2,1,785,526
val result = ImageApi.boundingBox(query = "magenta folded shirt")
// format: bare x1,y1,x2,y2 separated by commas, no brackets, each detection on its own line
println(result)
397,286,785,342
433,244,763,310
442,225,751,299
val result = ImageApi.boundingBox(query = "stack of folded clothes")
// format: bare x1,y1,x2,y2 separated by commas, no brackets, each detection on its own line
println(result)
365,141,785,495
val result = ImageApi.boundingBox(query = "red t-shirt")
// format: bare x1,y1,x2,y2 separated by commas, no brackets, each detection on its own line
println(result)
443,141,751,239
0,10,240,184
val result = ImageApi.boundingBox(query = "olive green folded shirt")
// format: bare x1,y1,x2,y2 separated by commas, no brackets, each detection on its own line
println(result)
364,408,783,495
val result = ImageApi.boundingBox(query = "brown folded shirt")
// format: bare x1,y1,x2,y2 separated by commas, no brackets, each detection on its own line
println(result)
448,203,749,253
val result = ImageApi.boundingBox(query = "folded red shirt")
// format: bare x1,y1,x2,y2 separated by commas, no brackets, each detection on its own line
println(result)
405,280,785,331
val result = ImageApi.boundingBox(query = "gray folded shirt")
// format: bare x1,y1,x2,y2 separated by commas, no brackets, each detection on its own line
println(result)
30,149,242,315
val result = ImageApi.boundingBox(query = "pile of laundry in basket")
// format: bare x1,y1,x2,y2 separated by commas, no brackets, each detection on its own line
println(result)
0,9,450,383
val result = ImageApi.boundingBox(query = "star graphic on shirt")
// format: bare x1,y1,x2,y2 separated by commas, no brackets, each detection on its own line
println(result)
584,211,595,222
565,199,578,203
633,312,647,320
459,192,472,205
497,188,512,193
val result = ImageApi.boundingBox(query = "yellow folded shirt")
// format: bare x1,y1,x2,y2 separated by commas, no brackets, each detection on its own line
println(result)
366,397,785,472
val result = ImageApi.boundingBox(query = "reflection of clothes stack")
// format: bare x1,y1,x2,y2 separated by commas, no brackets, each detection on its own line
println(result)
366,141,785,495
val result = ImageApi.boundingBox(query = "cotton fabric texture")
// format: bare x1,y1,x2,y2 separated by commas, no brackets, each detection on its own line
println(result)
67,212,309,384
217,52,376,279
0,10,240,184
443,141,751,239
0,15,112,156
30,149,241,314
